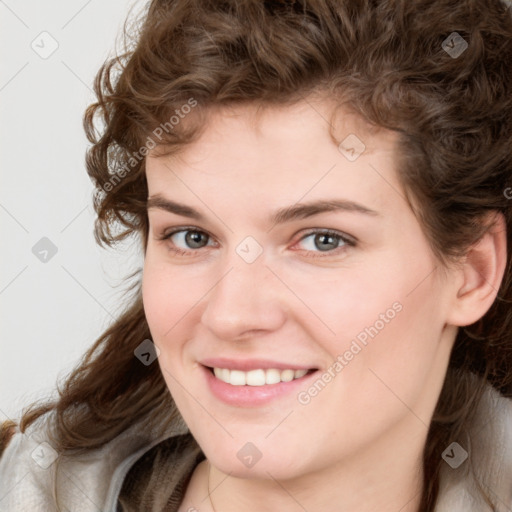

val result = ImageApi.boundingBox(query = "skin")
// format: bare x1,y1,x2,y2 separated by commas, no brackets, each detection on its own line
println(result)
141,97,506,512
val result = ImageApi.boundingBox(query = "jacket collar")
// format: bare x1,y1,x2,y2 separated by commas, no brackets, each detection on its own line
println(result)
106,384,512,510
435,384,512,511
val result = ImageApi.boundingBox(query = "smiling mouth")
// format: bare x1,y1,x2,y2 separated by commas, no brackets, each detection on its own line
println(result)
205,366,318,386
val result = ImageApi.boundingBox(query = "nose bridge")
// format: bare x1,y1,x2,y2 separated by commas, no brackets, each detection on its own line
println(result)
200,244,285,339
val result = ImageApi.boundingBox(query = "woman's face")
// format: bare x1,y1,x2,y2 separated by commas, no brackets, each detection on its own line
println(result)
142,99,459,481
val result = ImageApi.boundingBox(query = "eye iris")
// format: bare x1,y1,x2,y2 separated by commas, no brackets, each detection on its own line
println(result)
186,231,208,248
315,233,338,251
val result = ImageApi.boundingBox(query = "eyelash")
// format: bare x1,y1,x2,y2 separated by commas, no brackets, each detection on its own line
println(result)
157,226,356,259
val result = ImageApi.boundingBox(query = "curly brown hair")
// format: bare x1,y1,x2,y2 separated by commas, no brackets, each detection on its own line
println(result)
2,0,512,510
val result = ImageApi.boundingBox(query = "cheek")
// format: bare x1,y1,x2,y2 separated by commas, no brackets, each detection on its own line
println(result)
141,260,199,398
142,255,204,340
287,246,446,386
307,270,447,427
274,253,425,347
142,265,174,338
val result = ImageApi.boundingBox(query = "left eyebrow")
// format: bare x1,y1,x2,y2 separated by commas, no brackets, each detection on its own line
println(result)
146,194,380,224
269,199,380,225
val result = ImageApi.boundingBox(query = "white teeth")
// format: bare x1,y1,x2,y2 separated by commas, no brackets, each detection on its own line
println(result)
212,367,311,386
265,368,281,385
246,369,266,386
280,369,295,382
230,370,246,386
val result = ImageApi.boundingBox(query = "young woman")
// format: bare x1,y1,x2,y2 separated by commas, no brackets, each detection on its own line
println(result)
1,1,511,511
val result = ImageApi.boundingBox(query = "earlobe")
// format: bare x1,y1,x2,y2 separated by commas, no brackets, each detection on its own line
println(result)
448,212,507,327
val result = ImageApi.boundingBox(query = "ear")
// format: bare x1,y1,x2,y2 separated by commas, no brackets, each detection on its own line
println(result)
446,212,507,327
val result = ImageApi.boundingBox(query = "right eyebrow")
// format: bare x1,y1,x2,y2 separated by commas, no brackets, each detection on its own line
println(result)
147,195,205,220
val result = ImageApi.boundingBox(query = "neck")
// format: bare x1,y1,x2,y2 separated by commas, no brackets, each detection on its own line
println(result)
205,415,426,512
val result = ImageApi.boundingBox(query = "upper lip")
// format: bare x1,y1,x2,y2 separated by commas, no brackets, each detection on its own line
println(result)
200,357,318,372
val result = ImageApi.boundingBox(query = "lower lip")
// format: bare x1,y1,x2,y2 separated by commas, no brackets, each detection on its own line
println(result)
201,365,319,407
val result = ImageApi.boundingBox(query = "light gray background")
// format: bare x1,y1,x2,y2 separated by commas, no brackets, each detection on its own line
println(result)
1,0,145,421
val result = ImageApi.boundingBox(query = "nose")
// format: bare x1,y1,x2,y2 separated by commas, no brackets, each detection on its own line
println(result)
200,253,287,341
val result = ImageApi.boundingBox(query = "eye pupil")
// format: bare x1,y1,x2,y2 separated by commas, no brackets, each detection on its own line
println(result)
186,231,208,248
315,233,338,251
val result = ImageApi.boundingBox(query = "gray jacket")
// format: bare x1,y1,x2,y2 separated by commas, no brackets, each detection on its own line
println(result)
0,384,511,511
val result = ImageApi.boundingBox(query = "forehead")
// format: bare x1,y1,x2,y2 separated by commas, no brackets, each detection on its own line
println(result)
145,98,403,218
147,98,398,172
177,98,395,154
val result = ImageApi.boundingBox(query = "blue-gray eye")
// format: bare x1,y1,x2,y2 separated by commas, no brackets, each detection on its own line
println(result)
299,231,347,252
168,230,211,249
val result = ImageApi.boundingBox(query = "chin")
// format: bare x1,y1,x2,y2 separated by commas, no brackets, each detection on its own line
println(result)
203,441,311,481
